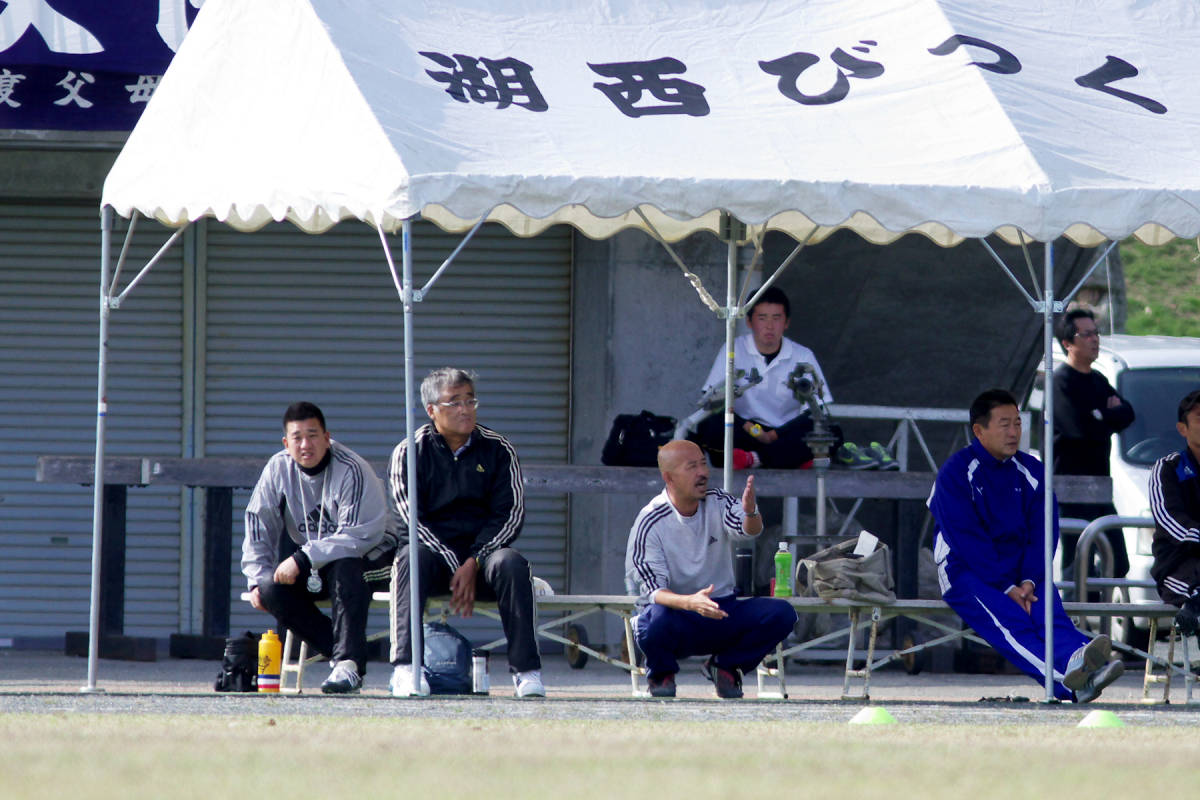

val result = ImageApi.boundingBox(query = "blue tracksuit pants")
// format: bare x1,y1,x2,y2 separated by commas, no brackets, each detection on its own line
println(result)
943,569,1088,700
635,595,797,679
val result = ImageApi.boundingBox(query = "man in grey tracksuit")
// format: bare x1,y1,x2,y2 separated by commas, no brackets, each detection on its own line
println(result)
242,401,391,694
625,439,797,698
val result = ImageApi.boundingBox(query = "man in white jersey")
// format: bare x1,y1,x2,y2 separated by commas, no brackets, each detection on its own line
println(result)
692,286,843,470
625,440,797,698
242,402,391,694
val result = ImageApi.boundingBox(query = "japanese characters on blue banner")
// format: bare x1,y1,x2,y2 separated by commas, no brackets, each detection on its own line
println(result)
420,34,1166,117
0,0,201,131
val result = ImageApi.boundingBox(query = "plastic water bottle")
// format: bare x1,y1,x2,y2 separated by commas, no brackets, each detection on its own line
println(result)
257,629,282,693
773,543,793,597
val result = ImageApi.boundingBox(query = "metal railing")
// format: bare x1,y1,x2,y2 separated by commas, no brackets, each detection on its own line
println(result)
786,404,1029,541
1064,515,1158,637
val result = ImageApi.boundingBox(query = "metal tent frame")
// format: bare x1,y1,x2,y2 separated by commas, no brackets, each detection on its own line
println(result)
88,202,1116,705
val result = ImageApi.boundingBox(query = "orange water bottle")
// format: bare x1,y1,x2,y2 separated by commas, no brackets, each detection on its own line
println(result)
257,630,282,693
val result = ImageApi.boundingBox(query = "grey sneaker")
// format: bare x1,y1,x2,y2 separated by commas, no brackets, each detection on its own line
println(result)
1075,659,1125,703
390,663,430,697
836,442,880,470
320,660,362,694
1064,635,1112,691
513,669,545,698
865,442,899,471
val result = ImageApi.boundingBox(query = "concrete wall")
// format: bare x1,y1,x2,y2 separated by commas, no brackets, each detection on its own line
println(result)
0,139,120,199
569,230,732,613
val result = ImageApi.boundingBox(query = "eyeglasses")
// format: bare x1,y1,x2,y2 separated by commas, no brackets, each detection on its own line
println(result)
1073,330,1100,340
434,398,479,410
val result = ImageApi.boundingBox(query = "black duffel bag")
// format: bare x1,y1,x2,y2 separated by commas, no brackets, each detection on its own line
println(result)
213,631,258,692
601,410,676,467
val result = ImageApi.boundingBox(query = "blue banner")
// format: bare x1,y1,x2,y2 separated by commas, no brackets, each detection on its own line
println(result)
0,0,201,131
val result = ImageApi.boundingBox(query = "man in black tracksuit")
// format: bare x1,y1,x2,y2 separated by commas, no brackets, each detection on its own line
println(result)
387,367,543,697
1150,389,1200,634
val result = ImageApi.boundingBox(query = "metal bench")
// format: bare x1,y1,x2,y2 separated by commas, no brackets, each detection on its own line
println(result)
241,588,1196,702
758,597,1192,703
240,583,638,695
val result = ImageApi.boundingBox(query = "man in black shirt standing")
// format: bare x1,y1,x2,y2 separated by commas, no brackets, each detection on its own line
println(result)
1052,308,1135,578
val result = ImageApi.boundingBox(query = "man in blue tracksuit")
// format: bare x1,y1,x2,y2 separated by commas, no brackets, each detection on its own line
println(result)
928,388,1123,702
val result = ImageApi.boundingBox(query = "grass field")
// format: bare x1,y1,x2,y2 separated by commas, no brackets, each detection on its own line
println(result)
4,714,1198,799
1122,237,1200,336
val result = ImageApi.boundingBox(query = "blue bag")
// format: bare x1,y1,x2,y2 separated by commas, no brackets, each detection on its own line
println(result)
422,621,473,694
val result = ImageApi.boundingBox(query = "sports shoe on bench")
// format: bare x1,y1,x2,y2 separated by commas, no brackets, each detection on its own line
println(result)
1075,659,1125,703
647,672,677,698
835,442,880,470
701,657,743,699
321,659,362,694
1063,634,1112,692
513,669,545,698
732,448,759,470
865,441,900,471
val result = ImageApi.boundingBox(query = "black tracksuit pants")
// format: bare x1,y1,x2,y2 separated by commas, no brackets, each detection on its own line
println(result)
256,557,371,676
390,545,541,673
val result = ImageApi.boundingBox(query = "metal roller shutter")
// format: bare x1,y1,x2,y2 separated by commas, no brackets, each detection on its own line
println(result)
201,220,572,646
0,203,184,641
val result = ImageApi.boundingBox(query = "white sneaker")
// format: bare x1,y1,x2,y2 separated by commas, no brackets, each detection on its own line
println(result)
320,660,362,694
513,669,545,698
390,663,430,697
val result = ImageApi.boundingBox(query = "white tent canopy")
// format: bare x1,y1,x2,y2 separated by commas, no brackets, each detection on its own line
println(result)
90,0,1200,700
104,0,1200,246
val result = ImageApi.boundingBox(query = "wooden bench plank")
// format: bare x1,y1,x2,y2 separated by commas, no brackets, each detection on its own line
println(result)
36,455,145,485
36,455,1115,503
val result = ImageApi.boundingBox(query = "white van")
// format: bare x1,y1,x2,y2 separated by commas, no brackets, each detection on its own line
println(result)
1031,333,1200,639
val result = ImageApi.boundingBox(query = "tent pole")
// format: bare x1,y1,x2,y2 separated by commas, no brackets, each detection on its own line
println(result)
722,235,737,492
1042,241,1056,703
402,218,423,694
633,208,721,313
1061,239,1120,307
743,229,814,312
83,207,114,694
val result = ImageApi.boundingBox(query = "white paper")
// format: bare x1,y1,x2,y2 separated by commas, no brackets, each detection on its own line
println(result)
853,530,879,557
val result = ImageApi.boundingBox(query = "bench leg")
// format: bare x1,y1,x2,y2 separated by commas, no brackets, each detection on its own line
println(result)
862,607,880,700
623,614,643,697
1140,617,1173,704
841,610,859,699
1184,630,1194,704
756,642,788,699
1165,621,1175,702
840,608,881,701
279,630,308,695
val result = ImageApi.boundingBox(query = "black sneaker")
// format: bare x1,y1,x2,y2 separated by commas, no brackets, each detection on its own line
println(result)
1075,659,1125,703
647,672,677,698
702,657,743,699
321,660,362,694
1176,597,1200,637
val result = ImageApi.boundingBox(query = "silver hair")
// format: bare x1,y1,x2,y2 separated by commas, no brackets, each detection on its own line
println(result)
421,367,477,406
